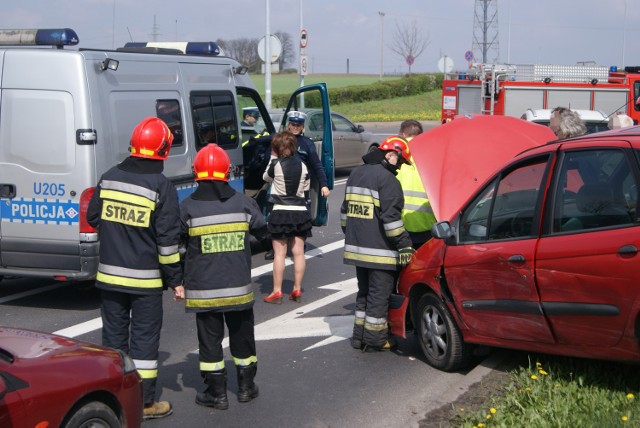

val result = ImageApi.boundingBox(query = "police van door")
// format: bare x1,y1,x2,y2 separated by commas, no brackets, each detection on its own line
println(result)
0,72,96,278
282,83,333,226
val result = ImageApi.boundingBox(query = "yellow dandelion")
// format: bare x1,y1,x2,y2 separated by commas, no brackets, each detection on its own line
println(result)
538,369,548,375
486,414,492,419
490,408,497,414
478,424,485,427
627,393,634,399
622,415,629,422
525,387,531,392
531,375,538,380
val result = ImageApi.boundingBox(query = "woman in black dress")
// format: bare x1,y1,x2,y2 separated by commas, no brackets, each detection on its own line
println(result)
262,131,311,304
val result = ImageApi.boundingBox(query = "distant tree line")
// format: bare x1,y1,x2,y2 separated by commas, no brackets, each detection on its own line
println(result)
216,31,295,73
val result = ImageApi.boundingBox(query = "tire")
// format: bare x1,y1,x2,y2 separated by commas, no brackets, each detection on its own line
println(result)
63,401,119,428
415,293,470,372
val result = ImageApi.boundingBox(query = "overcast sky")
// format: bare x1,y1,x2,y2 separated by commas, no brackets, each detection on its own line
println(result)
2,0,639,75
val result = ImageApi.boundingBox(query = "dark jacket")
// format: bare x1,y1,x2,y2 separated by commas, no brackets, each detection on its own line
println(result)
87,157,182,294
180,181,268,313
340,151,412,270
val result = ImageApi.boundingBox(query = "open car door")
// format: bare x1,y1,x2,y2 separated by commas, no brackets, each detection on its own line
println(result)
282,83,333,226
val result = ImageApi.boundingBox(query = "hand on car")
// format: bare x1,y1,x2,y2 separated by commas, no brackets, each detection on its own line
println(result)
398,247,416,266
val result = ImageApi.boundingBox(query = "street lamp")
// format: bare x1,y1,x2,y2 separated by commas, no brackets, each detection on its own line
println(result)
378,11,385,80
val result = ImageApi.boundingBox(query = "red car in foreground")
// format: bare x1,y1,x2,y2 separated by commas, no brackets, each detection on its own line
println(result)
390,115,640,371
0,326,142,427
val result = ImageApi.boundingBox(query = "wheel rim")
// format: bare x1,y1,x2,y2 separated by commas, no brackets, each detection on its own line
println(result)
420,304,448,361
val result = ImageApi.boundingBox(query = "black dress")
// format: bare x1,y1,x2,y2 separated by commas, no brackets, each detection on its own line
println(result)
263,156,312,239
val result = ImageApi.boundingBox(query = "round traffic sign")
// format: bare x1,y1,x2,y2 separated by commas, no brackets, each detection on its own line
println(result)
257,34,282,62
300,29,308,49
405,55,415,66
464,50,474,62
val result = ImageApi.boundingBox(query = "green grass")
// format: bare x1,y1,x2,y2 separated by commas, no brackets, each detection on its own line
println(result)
249,73,402,97
454,354,640,427
250,73,441,122
334,92,442,122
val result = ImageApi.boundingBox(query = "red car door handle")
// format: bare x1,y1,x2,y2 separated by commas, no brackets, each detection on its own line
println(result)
508,254,525,263
618,245,638,256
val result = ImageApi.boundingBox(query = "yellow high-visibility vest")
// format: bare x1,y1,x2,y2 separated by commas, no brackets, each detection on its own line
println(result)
396,149,436,233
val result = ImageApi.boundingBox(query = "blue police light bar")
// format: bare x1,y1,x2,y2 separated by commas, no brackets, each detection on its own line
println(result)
123,41,222,56
0,28,79,48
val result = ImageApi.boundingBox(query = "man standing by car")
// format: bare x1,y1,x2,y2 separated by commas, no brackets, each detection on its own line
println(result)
395,120,436,249
87,117,183,420
341,136,415,352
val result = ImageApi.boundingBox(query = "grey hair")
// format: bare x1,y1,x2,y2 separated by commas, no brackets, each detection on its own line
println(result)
551,107,587,139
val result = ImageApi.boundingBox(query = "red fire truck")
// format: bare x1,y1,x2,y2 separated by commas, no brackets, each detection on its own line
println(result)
441,63,640,123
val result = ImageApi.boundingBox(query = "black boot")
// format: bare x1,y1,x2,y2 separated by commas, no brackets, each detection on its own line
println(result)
236,363,259,403
196,369,229,410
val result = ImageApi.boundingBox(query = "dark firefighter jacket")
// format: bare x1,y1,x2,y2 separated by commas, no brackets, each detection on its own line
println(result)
340,151,412,271
86,157,182,294
180,181,269,313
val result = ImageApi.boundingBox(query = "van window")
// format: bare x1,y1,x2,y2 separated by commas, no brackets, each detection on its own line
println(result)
0,89,75,173
156,99,183,146
191,92,238,150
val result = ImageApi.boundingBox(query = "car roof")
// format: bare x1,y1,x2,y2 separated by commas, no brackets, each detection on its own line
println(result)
522,108,609,121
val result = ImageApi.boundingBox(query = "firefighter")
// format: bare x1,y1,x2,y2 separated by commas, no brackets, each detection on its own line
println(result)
87,117,183,420
395,120,436,249
341,136,415,352
179,143,268,408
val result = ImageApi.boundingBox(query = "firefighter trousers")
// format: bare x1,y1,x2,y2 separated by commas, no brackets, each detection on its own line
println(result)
101,289,163,406
353,267,398,348
196,309,256,373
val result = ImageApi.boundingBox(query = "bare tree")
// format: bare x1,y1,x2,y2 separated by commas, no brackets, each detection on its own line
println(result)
388,20,430,74
273,31,295,71
216,37,261,73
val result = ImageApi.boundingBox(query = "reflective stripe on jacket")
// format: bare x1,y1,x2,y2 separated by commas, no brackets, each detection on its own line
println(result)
340,162,412,270
180,191,267,312
87,160,182,294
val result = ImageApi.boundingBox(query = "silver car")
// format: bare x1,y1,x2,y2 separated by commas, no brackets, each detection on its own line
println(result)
268,108,380,169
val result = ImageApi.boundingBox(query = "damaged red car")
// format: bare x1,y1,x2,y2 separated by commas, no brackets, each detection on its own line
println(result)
389,115,640,371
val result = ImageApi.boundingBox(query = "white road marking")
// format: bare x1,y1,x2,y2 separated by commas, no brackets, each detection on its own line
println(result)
0,282,68,304
51,239,348,339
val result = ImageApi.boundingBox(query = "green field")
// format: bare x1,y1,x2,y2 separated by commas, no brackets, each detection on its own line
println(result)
249,73,441,122
249,73,402,98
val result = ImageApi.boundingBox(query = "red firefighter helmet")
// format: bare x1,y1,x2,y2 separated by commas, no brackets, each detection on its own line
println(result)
129,117,174,161
193,143,230,182
379,135,412,165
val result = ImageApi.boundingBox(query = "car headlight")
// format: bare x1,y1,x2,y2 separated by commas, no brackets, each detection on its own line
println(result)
118,350,137,374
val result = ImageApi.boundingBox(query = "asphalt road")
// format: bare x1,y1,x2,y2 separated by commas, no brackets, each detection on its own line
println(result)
0,129,498,428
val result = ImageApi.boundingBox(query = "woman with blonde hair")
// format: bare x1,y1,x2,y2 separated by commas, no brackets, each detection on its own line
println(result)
262,131,311,304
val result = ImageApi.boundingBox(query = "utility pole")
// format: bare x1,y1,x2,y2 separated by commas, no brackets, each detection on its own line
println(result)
472,0,500,63
265,0,272,108
378,11,385,79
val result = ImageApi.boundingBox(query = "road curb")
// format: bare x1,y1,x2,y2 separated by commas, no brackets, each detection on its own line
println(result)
406,350,510,427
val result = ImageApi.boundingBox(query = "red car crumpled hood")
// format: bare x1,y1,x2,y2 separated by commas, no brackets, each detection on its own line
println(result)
408,115,556,221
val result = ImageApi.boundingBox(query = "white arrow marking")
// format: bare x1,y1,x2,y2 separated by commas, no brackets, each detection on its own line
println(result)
53,240,347,340
217,278,358,351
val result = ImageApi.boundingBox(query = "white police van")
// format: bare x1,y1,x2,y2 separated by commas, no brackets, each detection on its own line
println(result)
0,28,334,282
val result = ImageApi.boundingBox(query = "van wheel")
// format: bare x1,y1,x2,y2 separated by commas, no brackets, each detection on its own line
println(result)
415,293,470,372
62,401,119,428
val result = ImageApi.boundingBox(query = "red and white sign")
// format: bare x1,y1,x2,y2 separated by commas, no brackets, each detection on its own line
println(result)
300,54,308,76
300,29,308,49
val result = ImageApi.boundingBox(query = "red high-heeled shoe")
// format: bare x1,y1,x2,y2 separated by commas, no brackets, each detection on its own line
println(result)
264,291,283,304
289,289,302,303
